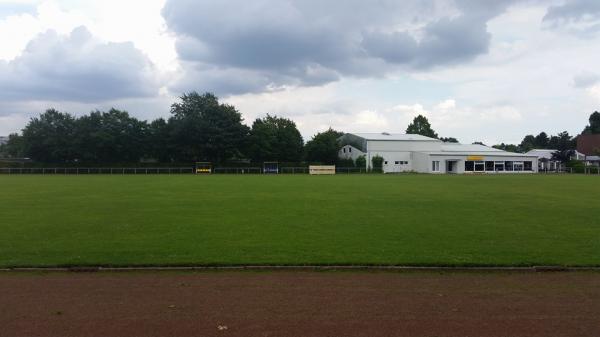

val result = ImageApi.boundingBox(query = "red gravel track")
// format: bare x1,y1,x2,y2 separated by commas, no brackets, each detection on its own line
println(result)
1,271,599,337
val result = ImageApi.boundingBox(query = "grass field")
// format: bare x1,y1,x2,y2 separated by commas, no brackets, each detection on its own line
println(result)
0,174,598,267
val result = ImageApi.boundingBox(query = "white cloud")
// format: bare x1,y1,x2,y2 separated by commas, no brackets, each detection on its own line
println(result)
0,0,177,70
587,84,600,103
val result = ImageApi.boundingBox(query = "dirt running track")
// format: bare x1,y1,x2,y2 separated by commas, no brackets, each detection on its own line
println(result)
1,271,599,337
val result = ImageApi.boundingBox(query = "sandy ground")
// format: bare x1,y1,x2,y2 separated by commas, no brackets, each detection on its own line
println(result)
0,271,599,337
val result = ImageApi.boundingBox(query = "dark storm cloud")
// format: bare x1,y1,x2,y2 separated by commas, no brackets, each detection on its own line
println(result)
162,0,514,95
0,26,159,102
362,15,490,69
543,0,600,35
544,0,600,24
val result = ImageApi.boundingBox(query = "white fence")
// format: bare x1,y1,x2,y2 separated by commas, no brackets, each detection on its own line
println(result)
0,166,370,175
0,167,195,174
213,167,262,174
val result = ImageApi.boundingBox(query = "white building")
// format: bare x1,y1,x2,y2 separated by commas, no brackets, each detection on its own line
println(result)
338,132,538,174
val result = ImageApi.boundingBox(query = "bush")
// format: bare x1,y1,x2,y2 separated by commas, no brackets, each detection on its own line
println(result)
337,158,355,167
355,155,366,168
371,155,383,173
566,160,585,173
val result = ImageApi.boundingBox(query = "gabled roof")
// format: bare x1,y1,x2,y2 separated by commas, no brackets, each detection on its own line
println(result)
348,133,440,141
525,149,559,159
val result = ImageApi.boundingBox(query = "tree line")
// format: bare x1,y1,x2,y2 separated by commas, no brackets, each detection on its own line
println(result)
1,91,599,165
0,92,345,165
492,111,600,155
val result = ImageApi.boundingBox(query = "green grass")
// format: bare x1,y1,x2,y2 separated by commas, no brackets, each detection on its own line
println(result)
0,174,599,267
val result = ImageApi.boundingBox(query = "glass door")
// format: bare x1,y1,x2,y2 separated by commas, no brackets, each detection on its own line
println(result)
513,162,524,171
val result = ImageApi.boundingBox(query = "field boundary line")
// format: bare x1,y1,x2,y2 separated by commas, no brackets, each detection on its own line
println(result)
2,265,600,272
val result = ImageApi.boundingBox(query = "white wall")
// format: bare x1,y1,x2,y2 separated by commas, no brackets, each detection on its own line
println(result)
365,140,441,173
368,151,413,173
367,140,442,152
338,145,364,161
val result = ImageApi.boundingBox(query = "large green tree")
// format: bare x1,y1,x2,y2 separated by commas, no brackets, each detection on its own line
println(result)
582,111,600,134
147,118,172,162
304,128,344,164
73,109,149,163
519,135,536,152
439,137,459,143
406,115,438,138
548,131,575,151
168,92,249,163
493,143,520,152
534,132,549,148
248,114,303,162
21,109,77,163
0,133,24,158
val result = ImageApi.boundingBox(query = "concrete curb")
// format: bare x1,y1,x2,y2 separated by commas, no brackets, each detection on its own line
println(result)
2,265,600,273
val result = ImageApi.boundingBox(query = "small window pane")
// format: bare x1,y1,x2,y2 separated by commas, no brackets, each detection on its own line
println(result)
465,161,474,171
475,162,485,172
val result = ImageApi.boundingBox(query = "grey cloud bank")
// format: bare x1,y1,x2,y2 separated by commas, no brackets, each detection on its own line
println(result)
0,26,159,103
162,0,515,96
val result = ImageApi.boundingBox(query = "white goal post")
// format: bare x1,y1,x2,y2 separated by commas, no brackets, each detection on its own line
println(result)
309,165,336,175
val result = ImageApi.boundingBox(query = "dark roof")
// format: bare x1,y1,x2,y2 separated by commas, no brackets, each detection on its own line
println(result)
577,134,600,156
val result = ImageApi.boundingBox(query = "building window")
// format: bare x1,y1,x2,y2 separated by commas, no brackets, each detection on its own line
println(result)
384,161,388,165
524,161,532,171
343,148,346,153
395,161,400,165
432,161,440,172
465,161,474,171
349,147,352,153
475,162,485,172
494,161,504,171
513,162,524,171
505,161,513,171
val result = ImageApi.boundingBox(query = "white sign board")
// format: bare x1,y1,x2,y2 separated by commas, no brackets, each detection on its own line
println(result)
309,165,336,175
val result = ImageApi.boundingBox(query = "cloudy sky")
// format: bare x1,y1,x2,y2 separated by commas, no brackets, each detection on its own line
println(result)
1,0,599,144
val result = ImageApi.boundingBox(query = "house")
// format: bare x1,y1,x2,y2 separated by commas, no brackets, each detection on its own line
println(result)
577,134,600,156
585,155,600,167
338,132,538,174
524,149,562,171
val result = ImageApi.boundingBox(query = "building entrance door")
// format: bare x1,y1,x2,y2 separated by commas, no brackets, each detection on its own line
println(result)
446,160,457,173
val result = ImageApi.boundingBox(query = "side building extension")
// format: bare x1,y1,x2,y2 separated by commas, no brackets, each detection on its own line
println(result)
338,132,538,174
